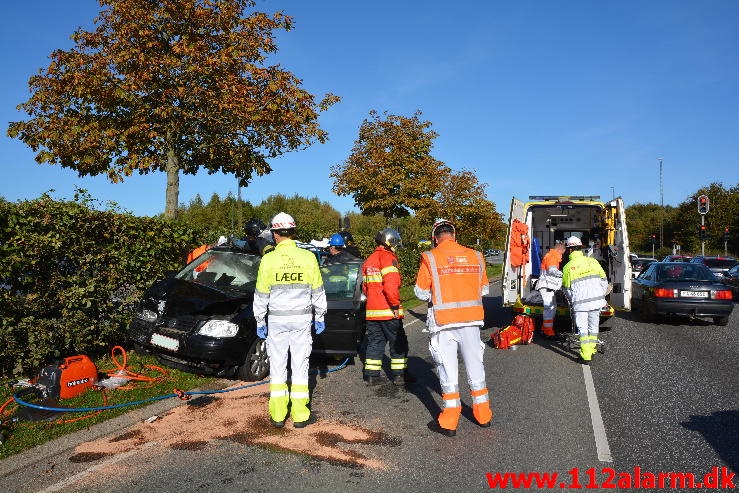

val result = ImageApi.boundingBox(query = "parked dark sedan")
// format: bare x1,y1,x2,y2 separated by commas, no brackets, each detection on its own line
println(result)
689,256,737,279
631,262,734,326
722,263,739,297
127,245,366,381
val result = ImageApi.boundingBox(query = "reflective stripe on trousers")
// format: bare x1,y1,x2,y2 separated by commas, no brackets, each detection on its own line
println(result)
364,319,408,376
266,325,312,422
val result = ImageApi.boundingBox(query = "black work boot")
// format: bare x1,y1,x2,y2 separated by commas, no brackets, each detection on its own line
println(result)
364,375,383,386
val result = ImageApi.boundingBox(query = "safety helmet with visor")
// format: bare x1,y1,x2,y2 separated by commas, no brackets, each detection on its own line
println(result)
338,230,355,245
244,218,267,238
375,228,402,251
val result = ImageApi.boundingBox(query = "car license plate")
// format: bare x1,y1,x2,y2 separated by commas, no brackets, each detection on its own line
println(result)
680,291,708,298
151,333,179,351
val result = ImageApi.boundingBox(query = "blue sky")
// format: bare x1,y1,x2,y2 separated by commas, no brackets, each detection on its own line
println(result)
1,1,738,218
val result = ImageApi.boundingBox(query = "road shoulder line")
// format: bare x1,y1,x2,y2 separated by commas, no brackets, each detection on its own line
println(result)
582,364,613,462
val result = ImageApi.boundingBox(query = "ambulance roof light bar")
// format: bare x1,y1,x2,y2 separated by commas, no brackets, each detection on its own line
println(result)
528,195,601,202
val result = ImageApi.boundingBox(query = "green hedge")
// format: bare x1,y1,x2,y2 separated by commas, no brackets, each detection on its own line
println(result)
0,194,208,377
0,194,479,377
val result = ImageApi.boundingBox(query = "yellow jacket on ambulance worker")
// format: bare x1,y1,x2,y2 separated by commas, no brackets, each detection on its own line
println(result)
414,219,492,437
561,235,608,364
252,212,326,429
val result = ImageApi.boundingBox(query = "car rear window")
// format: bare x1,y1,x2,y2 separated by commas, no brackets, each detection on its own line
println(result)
656,264,714,281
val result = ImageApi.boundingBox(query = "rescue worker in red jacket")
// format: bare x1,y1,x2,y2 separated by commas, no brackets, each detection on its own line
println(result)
537,241,565,338
414,219,492,436
361,228,409,386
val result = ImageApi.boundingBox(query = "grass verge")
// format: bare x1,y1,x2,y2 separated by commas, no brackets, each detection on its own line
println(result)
0,349,218,460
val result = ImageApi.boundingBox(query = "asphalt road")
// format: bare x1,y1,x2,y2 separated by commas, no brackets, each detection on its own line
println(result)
1,282,737,492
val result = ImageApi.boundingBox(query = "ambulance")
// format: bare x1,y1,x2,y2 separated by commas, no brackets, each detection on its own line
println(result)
502,196,632,325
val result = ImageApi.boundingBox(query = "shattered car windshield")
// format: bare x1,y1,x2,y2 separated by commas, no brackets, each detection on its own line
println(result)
176,250,260,293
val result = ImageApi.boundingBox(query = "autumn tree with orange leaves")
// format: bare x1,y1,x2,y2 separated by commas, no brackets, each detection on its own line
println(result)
331,110,504,244
424,169,506,247
8,0,339,218
331,110,450,219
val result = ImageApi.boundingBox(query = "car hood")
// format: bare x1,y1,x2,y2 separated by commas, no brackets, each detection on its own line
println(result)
142,277,252,317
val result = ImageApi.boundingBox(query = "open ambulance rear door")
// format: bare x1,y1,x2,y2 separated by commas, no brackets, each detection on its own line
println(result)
502,197,527,306
605,198,632,310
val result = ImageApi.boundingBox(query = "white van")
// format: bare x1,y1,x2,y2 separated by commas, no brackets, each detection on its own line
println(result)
502,196,632,324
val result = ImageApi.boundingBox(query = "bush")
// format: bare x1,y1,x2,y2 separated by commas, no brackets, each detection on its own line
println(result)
0,194,207,377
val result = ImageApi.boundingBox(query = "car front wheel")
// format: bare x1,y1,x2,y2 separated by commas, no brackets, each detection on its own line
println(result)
237,338,270,381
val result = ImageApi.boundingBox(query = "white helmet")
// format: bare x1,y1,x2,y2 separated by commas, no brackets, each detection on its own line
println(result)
431,218,456,246
565,236,582,248
270,212,296,231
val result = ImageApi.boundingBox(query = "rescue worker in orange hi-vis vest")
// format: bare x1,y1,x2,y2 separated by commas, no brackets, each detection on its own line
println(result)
414,219,492,437
361,228,409,387
537,241,565,338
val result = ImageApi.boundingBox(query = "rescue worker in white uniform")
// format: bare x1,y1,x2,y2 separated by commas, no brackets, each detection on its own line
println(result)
414,219,493,436
253,212,327,428
561,236,608,364
536,241,565,338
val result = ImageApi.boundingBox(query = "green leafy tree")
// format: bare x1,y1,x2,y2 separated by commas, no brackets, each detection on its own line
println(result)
625,202,676,256
331,110,449,219
255,194,340,241
8,0,339,219
670,182,739,255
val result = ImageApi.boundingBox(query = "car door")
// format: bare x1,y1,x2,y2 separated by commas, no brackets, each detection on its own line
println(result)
605,197,632,310
313,261,365,355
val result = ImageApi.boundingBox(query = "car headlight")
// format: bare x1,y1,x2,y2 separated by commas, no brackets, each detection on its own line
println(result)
136,309,157,323
198,320,239,338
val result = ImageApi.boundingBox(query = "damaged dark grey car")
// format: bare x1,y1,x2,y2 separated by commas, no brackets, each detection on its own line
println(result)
127,245,366,381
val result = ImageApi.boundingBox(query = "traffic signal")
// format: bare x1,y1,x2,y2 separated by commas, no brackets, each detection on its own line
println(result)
697,195,710,214
650,234,656,245
699,225,707,241
724,227,730,242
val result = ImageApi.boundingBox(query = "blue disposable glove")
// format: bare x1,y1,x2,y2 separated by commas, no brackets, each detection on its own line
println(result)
314,321,325,335
257,325,268,339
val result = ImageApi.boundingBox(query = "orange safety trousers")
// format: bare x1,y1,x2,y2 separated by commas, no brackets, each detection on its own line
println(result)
438,392,462,431
541,318,556,337
470,388,493,426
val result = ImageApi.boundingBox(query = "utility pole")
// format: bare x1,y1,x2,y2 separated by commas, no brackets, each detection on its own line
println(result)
657,158,664,249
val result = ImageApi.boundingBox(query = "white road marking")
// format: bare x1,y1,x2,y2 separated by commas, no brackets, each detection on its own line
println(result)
40,441,158,493
582,364,613,462
404,317,422,327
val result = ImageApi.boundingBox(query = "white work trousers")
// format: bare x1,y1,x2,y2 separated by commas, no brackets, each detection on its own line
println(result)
539,289,557,321
573,310,600,338
428,326,487,392
266,324,312,386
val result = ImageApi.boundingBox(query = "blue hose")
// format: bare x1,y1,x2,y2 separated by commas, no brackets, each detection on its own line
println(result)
12,357,351,414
